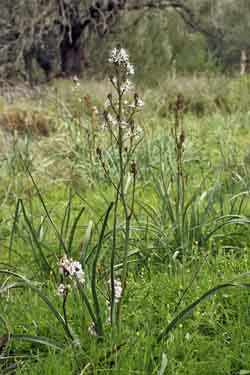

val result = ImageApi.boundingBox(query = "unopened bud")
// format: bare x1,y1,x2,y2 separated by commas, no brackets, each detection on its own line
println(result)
130,160,137,176
176,94,185,113
134,92,139,105
179,130,185,145
96,147,102,158
103,110,108,122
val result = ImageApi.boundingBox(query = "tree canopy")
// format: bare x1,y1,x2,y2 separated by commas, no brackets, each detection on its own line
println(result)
1,0,250,82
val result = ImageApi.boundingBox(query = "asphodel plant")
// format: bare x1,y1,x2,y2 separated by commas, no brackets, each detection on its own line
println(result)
97,45,144,332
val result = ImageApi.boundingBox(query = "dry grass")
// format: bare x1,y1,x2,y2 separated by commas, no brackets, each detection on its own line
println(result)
0,107,53,137
142,74,248,117
1,74,249,183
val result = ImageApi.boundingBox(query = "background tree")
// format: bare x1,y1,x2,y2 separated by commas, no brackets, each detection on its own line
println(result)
1,0,250,83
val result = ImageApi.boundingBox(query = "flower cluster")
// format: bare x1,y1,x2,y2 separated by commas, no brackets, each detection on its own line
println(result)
102,88,144,137
106,278,123,323
57,283,70,297
111,278,123,303
59,255,85,284
107,278,123,304
108,47,135,76
120,78,134,94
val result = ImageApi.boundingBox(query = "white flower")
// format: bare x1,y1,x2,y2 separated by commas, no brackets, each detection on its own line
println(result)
128,103,136,110
88,323,97,337
72,75,81,88
104,99,110,109
71,260,85,284
114,282,122,303
57,283,68,297
132,126,143,138
106,301,111,323
111,76,118,87
106,113,117,127
59,255,72,275
128,98,144,110
106,279,123,324
109,279,123,303
71,76,81,92
92,106,99,115
59,255,85,285
108,47,134,76
109,47,129,65
136,98,144,108
120,120,129,128
136,126,143,135
126,62,135,75
121,79,134,94
73,75,79,82
125,125,143,140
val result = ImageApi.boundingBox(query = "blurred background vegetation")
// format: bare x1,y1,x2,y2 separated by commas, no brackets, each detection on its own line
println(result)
1,1,250,85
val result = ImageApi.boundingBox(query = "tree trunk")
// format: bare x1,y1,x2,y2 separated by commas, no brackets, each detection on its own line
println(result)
60,22,88,76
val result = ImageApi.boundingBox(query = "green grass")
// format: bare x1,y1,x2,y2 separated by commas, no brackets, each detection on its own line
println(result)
1,74,250,374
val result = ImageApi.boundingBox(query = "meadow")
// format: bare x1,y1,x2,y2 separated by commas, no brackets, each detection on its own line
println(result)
1,50,250,374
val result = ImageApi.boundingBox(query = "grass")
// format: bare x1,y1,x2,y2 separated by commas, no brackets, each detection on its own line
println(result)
1,71,250,374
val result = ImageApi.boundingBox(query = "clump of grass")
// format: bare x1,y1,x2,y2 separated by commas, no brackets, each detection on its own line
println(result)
0,106,53,137
144,74,250,118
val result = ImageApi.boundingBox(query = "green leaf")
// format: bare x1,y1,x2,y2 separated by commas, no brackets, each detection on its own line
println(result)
67,205,85,255
0,270,72,340
24,165,67,253
8,199,21,264
18,199,52,275
11,334,64,350
91,202,114,337
60,188,74,245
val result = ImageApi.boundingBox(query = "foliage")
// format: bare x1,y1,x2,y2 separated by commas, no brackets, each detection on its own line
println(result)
2,49,250,373
2,0,250,82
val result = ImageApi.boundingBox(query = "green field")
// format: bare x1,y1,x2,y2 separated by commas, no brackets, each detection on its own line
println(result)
1,62,250,374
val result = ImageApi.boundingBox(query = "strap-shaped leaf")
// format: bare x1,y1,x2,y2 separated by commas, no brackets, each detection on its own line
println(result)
11,334,64,350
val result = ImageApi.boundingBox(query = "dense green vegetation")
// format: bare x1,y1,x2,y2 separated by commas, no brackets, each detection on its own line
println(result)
1,50,250,374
